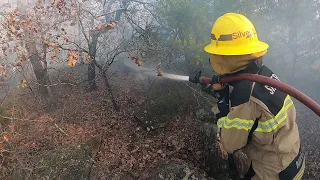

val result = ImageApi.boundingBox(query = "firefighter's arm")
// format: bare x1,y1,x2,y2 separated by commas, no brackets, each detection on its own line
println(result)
217,100,258,153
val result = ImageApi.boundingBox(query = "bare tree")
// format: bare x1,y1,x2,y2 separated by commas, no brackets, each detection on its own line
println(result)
0,0,74,96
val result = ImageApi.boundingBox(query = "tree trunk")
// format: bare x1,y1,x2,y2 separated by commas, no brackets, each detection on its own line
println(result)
102,71,120,112
27,42,49,96
86,2,127,91
88,61,97,91
87,36,98,91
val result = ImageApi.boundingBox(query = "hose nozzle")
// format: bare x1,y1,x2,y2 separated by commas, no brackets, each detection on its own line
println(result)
189,70,202,84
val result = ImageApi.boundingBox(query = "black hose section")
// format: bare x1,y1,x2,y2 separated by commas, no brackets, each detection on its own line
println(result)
220,74,320,117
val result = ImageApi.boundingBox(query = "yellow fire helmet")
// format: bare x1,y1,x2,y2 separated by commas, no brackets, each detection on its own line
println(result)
204,13,269,55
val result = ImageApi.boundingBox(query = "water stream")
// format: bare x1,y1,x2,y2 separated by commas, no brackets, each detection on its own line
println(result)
123,60,190,81
162,73,189,81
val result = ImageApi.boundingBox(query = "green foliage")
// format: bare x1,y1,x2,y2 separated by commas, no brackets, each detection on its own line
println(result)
154,0,242,72
155,0,211,67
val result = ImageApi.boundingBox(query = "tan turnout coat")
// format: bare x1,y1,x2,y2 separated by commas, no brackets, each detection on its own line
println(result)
217,65,305,180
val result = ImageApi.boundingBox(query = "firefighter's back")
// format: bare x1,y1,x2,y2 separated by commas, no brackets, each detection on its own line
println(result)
240,65,304,179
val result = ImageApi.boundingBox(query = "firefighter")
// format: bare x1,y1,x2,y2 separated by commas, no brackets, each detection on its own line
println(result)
203,13,305,179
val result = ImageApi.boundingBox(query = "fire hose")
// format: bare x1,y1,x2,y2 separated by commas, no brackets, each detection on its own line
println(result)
199,74,320,117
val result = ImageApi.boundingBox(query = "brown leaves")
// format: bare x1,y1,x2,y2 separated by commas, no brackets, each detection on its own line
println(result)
68,49,78,67
129,54,143,67
2,134,9,142
6,12,21,37
1,72,7,78
48,42,56,47
68,57,77,67
21,80,27,88
44,38,61,61
155,62,163,76
136,59,142,66
106,21,117,30
157,71,163,76
5,10,41,42
21,53,27,61
51,47,60,60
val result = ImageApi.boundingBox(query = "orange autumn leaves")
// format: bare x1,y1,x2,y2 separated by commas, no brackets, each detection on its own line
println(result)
6,10,38,38
0,125,15,152
155,62,163,76
68,49,78,67
21,80,27,88
129,54,143,67
67,50,93,67
3,134,9,142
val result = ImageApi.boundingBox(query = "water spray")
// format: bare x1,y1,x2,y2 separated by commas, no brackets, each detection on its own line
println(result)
124,58,190,81
162,74,189,81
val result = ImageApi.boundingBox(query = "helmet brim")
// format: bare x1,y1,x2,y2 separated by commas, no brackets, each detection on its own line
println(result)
204,41,269,55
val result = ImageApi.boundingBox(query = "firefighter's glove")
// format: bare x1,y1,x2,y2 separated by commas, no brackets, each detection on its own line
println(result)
201,83,214,96
201,75,227,99
200,75,217,96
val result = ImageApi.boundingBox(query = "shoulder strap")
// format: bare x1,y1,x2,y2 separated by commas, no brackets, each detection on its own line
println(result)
247,64,262,144
248,120,258,143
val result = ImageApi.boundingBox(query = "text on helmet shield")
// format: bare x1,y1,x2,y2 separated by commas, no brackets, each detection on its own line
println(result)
232,30,256,40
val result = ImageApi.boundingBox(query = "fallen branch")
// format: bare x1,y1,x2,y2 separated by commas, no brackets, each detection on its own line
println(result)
101,71,120,112
34,82,76,87
0,115,42,122
54,123,69,136
87,128,106,180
